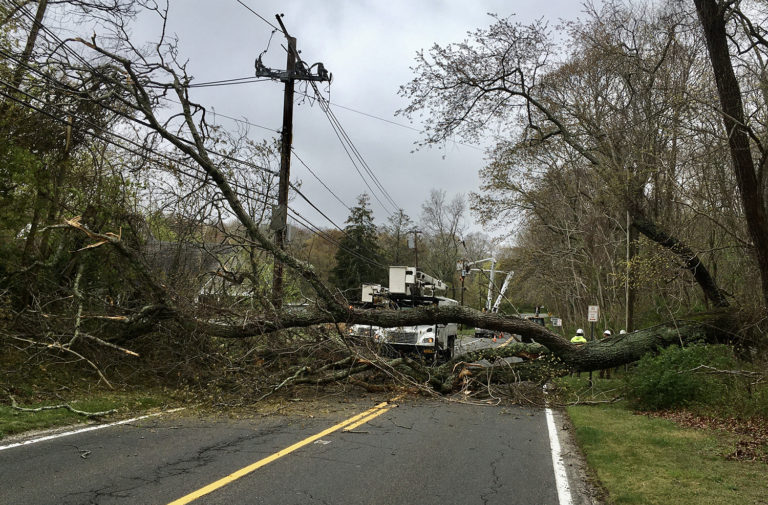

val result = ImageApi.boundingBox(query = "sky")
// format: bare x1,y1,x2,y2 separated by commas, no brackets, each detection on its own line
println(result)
118,1,588,238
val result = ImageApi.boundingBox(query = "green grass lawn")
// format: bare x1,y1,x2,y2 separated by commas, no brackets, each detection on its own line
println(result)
568,403,768,505
0,393,166,439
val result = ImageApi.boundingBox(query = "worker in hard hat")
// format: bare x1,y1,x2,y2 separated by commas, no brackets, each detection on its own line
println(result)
599,329,612,379
570,328,587,377
570,328,587,345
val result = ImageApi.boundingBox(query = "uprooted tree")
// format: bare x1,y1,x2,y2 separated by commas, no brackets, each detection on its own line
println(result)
1,1,767,394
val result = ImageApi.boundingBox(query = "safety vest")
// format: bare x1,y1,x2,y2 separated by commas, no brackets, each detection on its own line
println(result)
570,335,587,344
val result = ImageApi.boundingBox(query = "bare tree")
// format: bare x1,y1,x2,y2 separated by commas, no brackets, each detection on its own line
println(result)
420,189,466,299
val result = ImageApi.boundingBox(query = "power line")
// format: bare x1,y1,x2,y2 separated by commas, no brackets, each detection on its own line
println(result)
2,61,391,278
291,149,352,212
294,89,419,133
3,5,388,267
0,81,276,207
308,91,400,216
296,90,485,152
16,1,397,222
1,57,370,260
185,76,270,88
1,30,336,230
0,43,280,179
158,96,279,134
306,81,401,215
287,207,388,270
235,0,280,31
290,185,345,233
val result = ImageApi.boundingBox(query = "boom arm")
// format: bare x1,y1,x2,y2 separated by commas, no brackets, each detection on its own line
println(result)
491,271,513,313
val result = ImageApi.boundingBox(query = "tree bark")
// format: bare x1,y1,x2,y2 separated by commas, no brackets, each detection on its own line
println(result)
633,213,729,308
695,0,768,308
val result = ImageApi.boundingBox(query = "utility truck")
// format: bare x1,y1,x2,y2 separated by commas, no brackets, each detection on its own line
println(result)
350,266,458,362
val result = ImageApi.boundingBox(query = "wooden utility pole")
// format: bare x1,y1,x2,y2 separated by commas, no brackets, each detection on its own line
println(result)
255,15,330,310
408,229,421,268
272,22,296,309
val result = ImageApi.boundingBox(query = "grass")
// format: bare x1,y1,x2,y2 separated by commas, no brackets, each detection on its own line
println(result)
560,375,768,505
0,393,167,440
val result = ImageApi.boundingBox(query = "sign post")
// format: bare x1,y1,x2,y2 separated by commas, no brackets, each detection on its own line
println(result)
587,305,599,387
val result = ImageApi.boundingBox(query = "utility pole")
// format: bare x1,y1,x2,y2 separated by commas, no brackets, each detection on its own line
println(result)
255,15,330,309
407,229,422,268
271,18,295,310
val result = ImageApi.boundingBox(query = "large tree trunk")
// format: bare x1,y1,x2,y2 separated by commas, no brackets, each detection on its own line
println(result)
695,0,768,308
633,213,729,308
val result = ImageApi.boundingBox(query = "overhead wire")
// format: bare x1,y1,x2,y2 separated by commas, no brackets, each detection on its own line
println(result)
311,89,401,215
2,62,388,282
235,0,280,31
291,149,352,212
287,208,388,270
184,76,270,88
0,83,276,207
12,0,400,223
251,13,401,217
294,88,484,152
2,40,351,237
5,1,389,267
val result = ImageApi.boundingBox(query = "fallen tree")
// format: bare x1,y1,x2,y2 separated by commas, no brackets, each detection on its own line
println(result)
1,2,764,398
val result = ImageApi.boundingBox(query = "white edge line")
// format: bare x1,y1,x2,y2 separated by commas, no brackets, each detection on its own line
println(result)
0,407,186,452
546,407,573,505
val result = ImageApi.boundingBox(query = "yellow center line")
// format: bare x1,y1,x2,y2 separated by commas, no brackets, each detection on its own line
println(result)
499,336,512,347
166,395,403,505
343,406,392,431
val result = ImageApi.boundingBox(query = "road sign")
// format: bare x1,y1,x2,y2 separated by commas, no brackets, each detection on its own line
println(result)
551,317,562,327
587,305,599,322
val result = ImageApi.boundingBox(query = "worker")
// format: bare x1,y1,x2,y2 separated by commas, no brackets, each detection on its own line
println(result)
599,329,612,379
619,329,627,335
570,328,587,344
570,328,586,377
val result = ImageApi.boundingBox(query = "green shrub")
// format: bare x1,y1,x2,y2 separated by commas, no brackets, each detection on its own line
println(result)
623,344,739,411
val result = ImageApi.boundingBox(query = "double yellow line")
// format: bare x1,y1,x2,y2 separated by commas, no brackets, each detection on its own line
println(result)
167,395,403,505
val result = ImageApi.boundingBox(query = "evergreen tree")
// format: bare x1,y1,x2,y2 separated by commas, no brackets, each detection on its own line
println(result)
331,194,385,300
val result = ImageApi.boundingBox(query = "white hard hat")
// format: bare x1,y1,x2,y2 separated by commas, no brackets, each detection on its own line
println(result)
576,328,584,335
619,329,627,334
603,330,612,336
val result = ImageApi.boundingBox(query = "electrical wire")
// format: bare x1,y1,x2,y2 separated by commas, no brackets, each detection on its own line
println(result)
0,82,276,206
312,91,401,215
11,0,399,222
287,207,388,270
0,45,279,178
253,13,401,217
0,41,345,235
184,76,270,88
3,72,390,281
295,89,484,152
1,9,353,229
235,0,280,31
291,149,352,212
5,2,391,271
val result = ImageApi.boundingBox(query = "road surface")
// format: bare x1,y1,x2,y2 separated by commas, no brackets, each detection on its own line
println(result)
0,397,577,504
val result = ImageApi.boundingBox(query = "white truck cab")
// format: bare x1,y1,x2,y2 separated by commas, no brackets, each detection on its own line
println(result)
357,267,458,362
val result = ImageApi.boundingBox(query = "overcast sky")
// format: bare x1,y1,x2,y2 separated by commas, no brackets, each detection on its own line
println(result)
123,0,588,238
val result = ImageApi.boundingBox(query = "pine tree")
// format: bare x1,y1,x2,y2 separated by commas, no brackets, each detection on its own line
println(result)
331,194,385,300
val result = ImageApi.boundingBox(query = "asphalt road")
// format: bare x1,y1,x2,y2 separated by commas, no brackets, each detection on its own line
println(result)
1,399,570,505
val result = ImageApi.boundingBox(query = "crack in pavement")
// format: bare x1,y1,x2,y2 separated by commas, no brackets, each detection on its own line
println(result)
58,427,279,504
